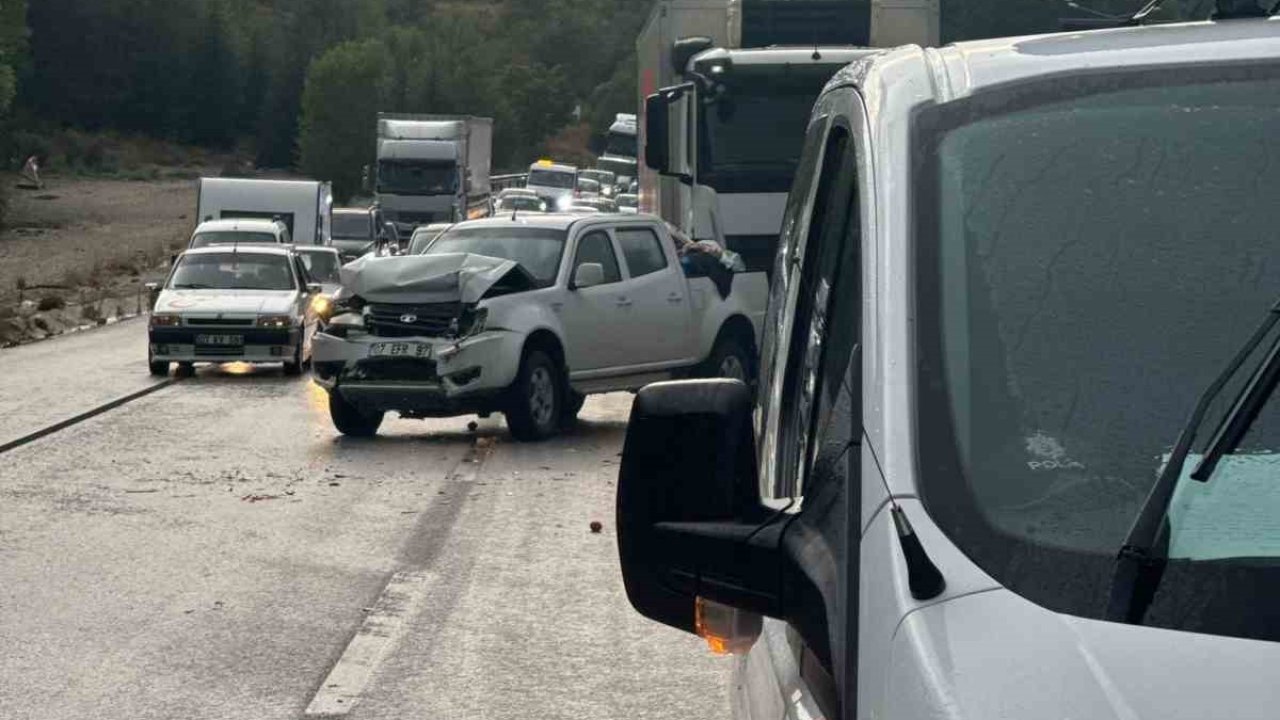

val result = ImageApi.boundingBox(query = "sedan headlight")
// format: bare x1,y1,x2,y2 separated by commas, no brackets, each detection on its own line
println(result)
310,295,333,320
256,314,295,329
150,313,182,327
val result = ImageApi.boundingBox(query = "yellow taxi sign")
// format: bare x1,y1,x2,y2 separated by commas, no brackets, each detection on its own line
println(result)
536,159,555,166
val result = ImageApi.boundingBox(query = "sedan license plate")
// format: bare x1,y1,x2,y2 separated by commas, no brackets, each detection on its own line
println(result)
196,334,244,346
370,342,431,359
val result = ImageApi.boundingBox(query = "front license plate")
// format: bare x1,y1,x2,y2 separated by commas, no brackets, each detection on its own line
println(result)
195,334,244,346
370,342,432,359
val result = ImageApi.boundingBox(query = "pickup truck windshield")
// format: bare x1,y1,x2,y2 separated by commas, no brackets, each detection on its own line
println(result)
378,160,458,195
170,253,297,291
699,63,844,194
914,64,1280,642
190,231,276,248
528,169,575,189
332,213,373,239
425,227,566,287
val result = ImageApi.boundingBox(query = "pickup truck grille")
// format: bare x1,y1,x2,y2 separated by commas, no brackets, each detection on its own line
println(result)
366,303,461,338
351,358,439,383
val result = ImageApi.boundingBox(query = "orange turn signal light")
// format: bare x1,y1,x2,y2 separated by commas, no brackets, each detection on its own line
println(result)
695,596,761,656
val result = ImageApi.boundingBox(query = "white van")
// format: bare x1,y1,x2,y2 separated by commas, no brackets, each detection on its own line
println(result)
196,177,333,246
524,160,577,212
617,15,1280,720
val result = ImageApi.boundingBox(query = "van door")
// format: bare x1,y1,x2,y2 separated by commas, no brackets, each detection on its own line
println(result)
744,86,866,720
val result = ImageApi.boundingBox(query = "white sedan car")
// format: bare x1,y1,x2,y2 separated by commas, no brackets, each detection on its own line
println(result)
147,245,321,376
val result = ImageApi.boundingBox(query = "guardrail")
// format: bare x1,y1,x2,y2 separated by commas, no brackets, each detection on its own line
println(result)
491,173,528,192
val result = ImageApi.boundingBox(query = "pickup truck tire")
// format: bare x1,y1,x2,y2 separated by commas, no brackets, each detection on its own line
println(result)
704,334,753,385
329,391,383,437
505,350,562,442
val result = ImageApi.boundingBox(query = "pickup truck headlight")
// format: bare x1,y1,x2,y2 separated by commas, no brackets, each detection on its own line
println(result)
257,314,295,329
150,313,182,327
454,307,488,338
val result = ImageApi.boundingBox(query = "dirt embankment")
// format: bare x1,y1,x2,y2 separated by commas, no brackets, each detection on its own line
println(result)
0,173,204,345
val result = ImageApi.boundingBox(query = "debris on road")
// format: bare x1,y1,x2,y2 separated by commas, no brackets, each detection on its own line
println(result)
590,521,603,534
241,493,280,503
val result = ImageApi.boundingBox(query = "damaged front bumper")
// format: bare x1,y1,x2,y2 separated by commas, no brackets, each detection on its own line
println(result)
312,329,524,417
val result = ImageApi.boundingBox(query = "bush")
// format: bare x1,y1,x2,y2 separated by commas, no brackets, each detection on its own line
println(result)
37,294,65,311
298,40,389,203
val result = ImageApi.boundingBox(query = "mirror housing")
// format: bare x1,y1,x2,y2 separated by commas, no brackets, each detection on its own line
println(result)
573,262,605,289
617,380,782,636
672,36,715,76
306,282,323,294
644,93,670,174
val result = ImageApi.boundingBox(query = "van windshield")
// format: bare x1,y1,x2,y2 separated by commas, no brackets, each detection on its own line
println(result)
332,213,373,239
915,65,1280,641
527,169,575,189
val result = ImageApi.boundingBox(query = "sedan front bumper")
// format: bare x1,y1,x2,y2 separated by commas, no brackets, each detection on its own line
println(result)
150,327,299,363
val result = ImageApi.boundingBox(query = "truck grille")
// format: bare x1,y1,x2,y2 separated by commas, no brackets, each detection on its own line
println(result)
366,303,462,338
391,211,441,225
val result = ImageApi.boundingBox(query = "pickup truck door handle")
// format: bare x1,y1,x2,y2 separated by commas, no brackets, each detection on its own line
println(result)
667,293,684,304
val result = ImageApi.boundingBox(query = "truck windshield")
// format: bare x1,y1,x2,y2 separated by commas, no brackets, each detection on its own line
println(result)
332,213,373,239
527,169,575,189
698,64,844,194
604,132,636,157
378,160,458,195
170,253,297,291
189,231,277,248
914,64,1280,642
425,227,566,287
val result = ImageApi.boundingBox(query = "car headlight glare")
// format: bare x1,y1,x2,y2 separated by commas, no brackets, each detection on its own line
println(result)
150,313,182,327
256,314,294,329
311,295,333,319
555,196,572,211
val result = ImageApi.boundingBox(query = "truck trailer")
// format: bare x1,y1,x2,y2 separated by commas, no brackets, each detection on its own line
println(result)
195,177,333,246
374,114,494,233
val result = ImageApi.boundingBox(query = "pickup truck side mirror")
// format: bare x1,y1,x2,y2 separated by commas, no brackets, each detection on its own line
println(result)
644,93,671,175
618,380,780,638
573,263,605,289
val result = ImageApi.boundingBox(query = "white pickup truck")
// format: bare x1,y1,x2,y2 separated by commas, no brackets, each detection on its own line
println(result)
311,213,766,440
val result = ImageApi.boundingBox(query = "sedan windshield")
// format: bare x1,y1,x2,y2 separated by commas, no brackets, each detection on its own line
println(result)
425,227,566,286
298,251,341,284
915,65,1280,640
169,253,297,291
190,231,276,248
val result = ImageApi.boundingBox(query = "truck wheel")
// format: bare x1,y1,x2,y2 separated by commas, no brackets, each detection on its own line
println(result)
561,391,586,427
329,391,383,437
704,334,753,385
282,339,304,376
505,350,562,442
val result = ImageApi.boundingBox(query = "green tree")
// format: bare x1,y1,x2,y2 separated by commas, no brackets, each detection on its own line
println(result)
298,39,389,201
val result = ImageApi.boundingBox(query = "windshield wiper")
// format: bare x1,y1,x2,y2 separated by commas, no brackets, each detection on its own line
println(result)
1190,326,1280,481
1105,296,1280,625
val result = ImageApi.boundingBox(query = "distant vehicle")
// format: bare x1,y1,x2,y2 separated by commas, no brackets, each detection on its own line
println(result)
574,196,618,213
374,114,494,232
312,213,762,441
330,208,380,263
576,177,601,199
407,222,454,255
196,177,332,246
597,112,636,189
494,194,548,214
525,160,577,212
616,193,638,214
579,168,618,197
188,218,291,249
294,246,344,297
147,245,321,377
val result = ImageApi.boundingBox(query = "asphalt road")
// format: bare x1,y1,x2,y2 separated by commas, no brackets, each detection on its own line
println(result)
0,319,731,720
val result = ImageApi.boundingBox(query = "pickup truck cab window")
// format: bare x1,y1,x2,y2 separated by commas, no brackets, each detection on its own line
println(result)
615,227,668,278
573,230,622,284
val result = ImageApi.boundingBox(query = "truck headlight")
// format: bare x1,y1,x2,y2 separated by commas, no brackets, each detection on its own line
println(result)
150,313,182,327
257,314,294,329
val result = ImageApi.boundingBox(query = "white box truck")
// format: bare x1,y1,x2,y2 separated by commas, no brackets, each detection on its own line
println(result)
637,0,937,273
374,114,494,233
196,177,333,245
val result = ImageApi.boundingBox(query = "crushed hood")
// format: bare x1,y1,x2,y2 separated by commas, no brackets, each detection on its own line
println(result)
339,253,531,304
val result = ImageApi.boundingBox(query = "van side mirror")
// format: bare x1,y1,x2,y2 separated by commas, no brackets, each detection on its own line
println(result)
573,262,605,289
617,380,783,636
644,93,671,175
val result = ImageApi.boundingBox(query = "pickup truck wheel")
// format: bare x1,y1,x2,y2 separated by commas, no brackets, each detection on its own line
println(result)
506,350,562,442
329,391,383,437
705,335,753,384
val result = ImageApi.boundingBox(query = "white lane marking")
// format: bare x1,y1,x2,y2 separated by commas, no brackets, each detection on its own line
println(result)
304,570,434,717
304,437,492,716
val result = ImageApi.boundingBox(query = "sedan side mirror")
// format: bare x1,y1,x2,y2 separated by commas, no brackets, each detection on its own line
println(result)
618,380,781,638
573,263,605,289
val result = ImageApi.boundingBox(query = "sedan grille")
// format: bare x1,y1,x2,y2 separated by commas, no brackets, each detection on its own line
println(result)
187,317,255,327
366,303,461,338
